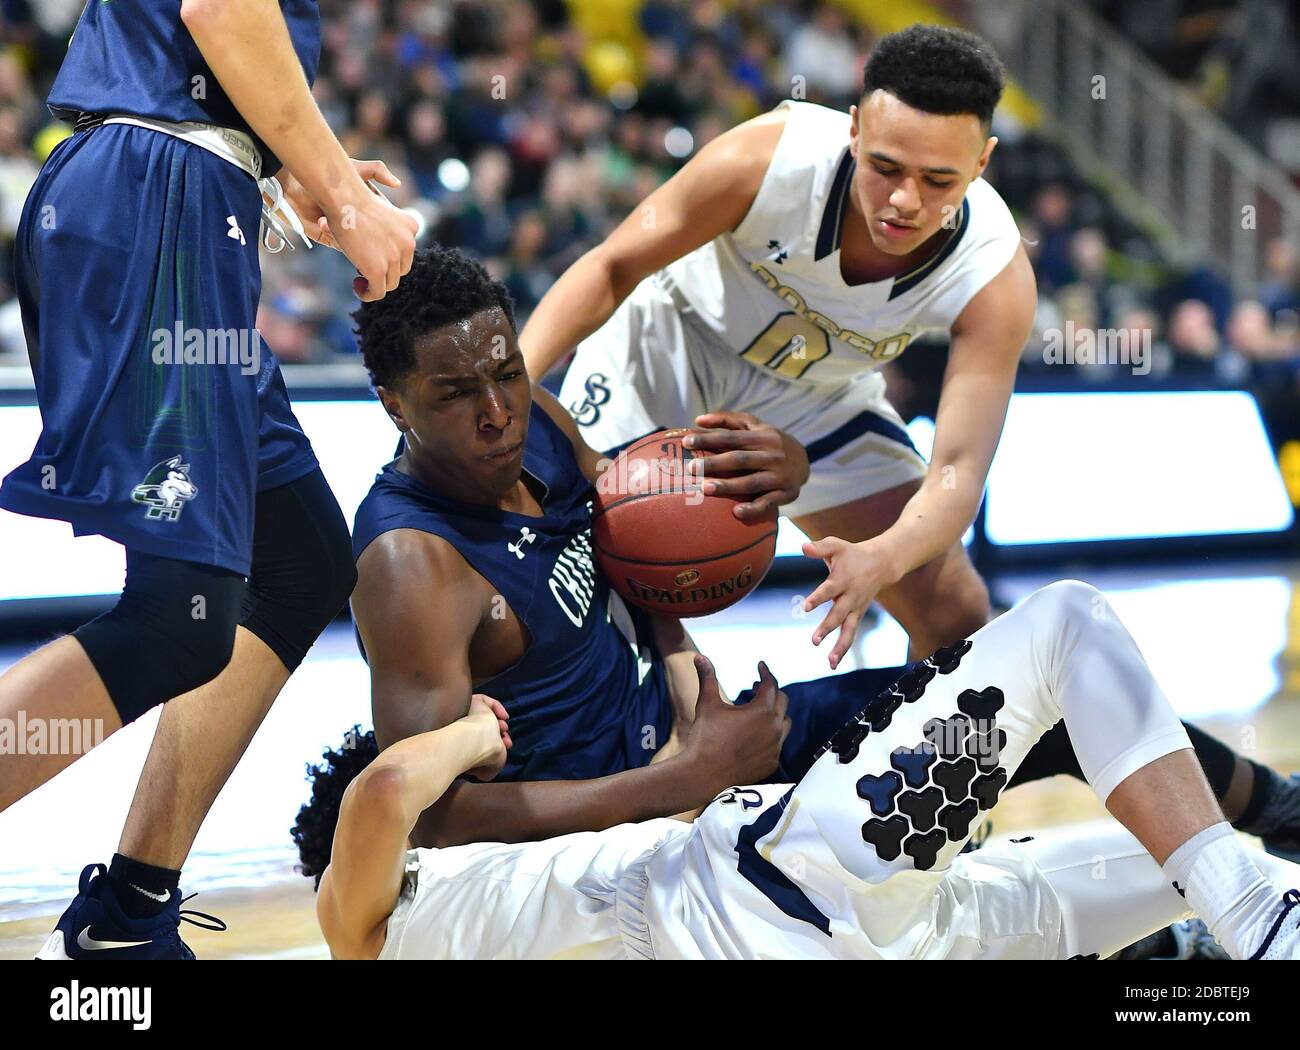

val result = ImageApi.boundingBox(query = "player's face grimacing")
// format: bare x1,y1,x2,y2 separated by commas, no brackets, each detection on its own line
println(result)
379,306,532,503
848,90,995,257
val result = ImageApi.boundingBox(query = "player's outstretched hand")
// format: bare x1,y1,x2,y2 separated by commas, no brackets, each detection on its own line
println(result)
682,655,789,788
801,536,896,669
463,693,512,782
686,411,810,521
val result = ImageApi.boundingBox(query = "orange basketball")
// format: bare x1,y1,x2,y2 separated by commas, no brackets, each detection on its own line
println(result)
592,428,778,617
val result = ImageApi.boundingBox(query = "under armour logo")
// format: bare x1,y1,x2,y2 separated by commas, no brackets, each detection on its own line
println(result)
767,239,787,264
508,526,537,560
226,215,246,245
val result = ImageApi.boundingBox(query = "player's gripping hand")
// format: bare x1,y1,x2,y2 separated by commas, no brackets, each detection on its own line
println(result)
277,159,401,249
462,693,513,782
318,168,419,301
681,655,789,788
685,412,810,521
801,536,897,669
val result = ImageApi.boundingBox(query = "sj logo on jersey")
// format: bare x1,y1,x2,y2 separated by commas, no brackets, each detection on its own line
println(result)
569,373,611,426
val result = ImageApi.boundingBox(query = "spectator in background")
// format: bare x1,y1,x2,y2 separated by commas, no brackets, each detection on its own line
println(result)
1114,303,1173,380
1031,183,1076,293
539,153,604,270
1227,300,1283,364
1169,298,1248,385
783,5,864,102
1260,237,1300,321
1067,226,1119,327
0,105,38,299
638,38,692,122
500,210,554,317
444,147,513,259
404,100,457,201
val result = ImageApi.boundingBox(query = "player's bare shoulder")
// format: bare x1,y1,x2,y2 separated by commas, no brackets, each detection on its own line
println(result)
354,527,487,630
706,107,790,209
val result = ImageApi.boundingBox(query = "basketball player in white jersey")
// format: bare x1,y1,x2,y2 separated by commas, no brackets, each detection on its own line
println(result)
307,581,1300,960
522,25,1032,668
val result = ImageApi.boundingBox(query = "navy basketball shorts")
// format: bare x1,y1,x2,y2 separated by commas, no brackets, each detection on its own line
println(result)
0,123,317,576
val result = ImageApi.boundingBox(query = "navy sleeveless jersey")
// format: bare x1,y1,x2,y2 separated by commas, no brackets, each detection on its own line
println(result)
352,403,672,782
47,0,320,175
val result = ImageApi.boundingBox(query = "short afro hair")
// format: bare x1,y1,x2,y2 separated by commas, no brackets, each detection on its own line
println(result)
352,244,516,390
291,725,380,890
861,24,1006,131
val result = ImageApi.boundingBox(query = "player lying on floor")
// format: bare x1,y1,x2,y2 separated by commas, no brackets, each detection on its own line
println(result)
311,244,1300,863
299,581,1300,960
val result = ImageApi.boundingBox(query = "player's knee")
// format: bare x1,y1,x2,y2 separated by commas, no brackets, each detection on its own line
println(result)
240,472,357,672
1030,579,1102,628
74,555,245,726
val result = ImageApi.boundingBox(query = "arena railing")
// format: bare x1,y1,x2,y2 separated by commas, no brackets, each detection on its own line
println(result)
987,0,1300,298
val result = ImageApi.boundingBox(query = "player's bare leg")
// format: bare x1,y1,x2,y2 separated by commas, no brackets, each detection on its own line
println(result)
1107,749,1228,864
793,479,990,657
116,627,290,868
0,637,122,812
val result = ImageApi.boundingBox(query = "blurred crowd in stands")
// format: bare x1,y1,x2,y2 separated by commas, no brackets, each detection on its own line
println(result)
0,0,1295,415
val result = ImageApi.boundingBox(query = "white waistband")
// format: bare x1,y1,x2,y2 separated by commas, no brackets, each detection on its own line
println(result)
101,114,317,252
102,114,262,180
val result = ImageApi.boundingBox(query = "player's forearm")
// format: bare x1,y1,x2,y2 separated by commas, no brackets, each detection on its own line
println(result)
412,755,716,848
181,0,366,211
648,616,715,725
520,248,629,378
367,722,490,831
325,722,487,955
872,473,984,582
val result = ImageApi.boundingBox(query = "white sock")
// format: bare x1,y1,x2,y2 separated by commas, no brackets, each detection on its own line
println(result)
1161,822,1282,959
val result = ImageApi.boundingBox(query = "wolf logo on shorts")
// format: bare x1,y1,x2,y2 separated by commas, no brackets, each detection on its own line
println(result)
131,456,198,522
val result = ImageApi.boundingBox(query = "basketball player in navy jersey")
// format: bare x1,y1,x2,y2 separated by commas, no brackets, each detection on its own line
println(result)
342,245,843,851
302,248,1300,897
0,0,417,959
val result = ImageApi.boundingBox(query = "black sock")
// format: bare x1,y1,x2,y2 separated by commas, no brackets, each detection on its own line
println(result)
108,853,181,920
1235,760,1277,832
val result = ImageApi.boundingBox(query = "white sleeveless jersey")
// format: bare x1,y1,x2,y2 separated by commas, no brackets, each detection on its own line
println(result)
660,101,1022,387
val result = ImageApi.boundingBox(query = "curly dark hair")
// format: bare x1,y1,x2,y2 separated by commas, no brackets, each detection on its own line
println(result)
291,725,381,890
352,244,517,390
861,24,1006,132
